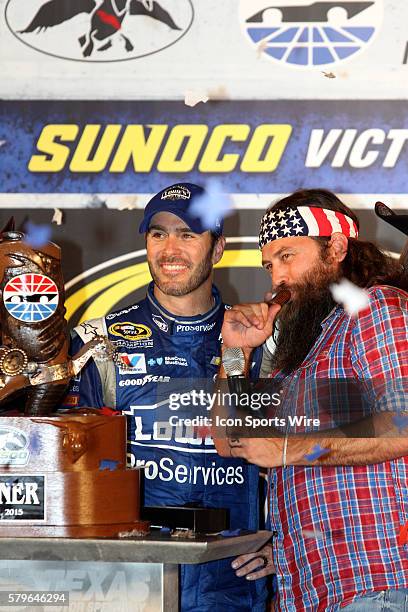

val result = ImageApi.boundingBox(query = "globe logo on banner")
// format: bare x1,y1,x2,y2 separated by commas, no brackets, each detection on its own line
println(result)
3,274,59,323
240,1,382,67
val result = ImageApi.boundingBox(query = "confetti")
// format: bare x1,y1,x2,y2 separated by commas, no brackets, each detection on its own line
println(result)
304,445,330,462
398,520,408,546
220,529,241,537
87,195,106,209
330,279,370,317
302,529,324,540
51,208,63,225
29,432,41,454
99,459,120,471
189,178,233,231
257,39,268,58
184,90,209,107
0,140,6,148
24,221,51,248
118,528,147,538
117,196,139,211
322,71,336,79
196,425,212,439
393,413,408,433
207,85,229,100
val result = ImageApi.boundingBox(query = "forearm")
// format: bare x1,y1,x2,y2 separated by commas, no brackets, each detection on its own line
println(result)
226,413,408,467
287,435,408,467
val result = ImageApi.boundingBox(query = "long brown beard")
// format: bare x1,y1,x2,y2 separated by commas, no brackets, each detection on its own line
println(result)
270,263,339,374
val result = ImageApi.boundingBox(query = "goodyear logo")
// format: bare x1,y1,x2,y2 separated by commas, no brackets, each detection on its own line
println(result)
108,322,152,342
28,123,293,174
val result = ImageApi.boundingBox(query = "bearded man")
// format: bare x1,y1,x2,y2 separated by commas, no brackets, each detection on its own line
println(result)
64,183,267,612
215,189,408,611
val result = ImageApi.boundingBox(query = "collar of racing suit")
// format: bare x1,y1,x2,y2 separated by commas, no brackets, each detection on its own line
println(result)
146,281,223,336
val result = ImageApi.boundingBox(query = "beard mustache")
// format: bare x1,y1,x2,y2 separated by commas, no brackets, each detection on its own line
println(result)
148,251,213,297
269,263,339,374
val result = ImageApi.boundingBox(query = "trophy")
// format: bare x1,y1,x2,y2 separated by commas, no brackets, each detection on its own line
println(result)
0,220,149,537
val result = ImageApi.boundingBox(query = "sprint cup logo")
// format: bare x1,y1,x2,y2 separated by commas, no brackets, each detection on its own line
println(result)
109,322,152,341
239,0,382,68
0,427,30,466
5,0,193,62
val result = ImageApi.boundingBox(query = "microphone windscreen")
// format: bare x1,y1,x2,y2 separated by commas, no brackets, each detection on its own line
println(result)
223,348,245,376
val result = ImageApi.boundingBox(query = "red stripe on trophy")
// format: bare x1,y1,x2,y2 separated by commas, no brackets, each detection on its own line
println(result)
96,10,121,30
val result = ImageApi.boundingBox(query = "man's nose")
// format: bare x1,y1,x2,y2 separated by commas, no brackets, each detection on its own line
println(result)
161,234,181,254
271,265,289,290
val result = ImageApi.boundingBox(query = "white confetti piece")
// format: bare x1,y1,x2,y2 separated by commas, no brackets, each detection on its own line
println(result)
302,529,324,540
52,208,63,225
330,278,370,317
184,90,209,107
257,39,268,58
207,85,229,100
117,196,139,211
0,140,6,148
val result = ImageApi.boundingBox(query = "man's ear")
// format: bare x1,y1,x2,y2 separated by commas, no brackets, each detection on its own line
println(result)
212,236,226,265
328,232,348,263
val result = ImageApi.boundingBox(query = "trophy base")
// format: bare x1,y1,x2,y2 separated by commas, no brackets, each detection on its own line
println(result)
0,415,150,538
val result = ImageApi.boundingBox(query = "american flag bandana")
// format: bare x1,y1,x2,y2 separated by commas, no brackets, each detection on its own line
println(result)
259,206,359,249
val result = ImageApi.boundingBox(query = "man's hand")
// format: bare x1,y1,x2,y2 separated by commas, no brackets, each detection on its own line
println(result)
228,437,283,467
221,302,281,350
231,543,275,580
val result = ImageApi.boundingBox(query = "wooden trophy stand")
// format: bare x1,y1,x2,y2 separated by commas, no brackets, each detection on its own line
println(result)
0,412,149,537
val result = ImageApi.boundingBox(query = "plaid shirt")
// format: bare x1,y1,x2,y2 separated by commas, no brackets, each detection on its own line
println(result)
267,285,408,611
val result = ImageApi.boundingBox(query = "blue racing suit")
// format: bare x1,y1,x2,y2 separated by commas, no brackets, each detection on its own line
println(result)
64,282,267,612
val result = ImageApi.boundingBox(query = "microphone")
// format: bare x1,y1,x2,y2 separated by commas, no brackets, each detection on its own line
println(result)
222,347,252,402
266,288,291,307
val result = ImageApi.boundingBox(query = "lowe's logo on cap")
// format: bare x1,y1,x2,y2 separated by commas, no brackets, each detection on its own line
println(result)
139,182,224,236
161,185,191,200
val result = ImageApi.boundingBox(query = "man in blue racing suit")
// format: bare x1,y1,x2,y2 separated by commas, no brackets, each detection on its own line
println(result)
64,183,267,611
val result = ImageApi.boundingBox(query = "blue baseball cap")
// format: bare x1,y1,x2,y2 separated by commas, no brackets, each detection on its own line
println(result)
138,183,224,236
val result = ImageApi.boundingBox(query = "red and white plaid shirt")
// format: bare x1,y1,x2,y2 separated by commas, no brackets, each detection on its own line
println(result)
267,285,408,611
